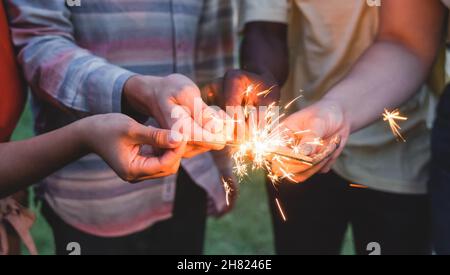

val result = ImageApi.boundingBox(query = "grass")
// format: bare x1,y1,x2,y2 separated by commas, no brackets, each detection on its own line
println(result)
11,104,354,255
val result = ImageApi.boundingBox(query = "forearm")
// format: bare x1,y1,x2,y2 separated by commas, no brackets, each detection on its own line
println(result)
0,120,89,198
324,0,445,133
324,41,435,133
6,0,135,115
241,22,289,86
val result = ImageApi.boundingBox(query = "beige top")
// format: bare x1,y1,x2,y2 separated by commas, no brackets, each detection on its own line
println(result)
240,0,437,194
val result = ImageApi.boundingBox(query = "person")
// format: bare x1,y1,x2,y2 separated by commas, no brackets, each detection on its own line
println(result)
430,0,450,255
1,0,186,254
0,0,28,255
0,114,187,199
5,0,236,255
227,0,446,255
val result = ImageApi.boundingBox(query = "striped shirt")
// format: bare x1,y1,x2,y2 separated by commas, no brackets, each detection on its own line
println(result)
5,0,237,237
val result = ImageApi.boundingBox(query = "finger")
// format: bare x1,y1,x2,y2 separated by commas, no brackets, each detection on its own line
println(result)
201,106,227,135
135,125,184,149
190,119,227,150
132,142,186,180
223,72,245,107
291,159,329,183
320,141,345,173
183,145,211,159
177,88,224,135
201,78,223,106
272,159,314,179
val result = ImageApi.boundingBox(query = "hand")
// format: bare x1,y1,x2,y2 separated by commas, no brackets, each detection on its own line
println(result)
273,99,350,183
201,70,280,143
80,114,186,183
124,74,232,158
221,69,281,108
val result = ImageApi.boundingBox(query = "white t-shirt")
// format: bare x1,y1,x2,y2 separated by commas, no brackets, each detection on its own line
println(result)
240,0,437,194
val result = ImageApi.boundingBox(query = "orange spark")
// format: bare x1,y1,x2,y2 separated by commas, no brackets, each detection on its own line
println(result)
284,94,303,110
349,184,368,189
222,178,233,206
275,198,287,222
383,109,408,142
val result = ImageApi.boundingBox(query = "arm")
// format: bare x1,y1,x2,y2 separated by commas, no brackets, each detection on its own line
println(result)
219,0,289,108
278,0,447,182
6,0,228,157
221,22,289,107
0,114,186,199
241,22,289,88
6,0,135,115
324,0,446,133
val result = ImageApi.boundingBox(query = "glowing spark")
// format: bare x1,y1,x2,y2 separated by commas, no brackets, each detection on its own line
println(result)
294,130,311,135
222,178,233,206
256,85,277,98
228,84,322,222
268,172,280,184
243,84,255,98
383,109,408,142
350,184,368,189
306,137,324,146
292,144,302,155
275,198,287,222
279,167,296,183
284,94,303,110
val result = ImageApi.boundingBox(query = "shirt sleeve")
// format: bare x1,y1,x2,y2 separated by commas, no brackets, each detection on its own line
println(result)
239,0,290,31
5,0,136,115
195,0,238,87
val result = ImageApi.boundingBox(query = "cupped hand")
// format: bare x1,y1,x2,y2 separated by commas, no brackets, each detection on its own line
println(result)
82,114,187,183
272,99,350,183
124,74,233,158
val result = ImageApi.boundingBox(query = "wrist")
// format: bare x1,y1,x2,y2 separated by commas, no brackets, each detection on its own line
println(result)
123,75,161,118
316,97,350,133
72,117,93,156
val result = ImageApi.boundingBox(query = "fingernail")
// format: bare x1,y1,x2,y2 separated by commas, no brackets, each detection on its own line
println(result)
169,131,184,144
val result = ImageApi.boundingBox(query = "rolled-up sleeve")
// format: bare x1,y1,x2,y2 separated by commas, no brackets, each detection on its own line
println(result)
5,0,136,115
239,0,289,31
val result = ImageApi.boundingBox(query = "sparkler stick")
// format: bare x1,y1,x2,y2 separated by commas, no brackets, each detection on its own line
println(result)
195,82,342,222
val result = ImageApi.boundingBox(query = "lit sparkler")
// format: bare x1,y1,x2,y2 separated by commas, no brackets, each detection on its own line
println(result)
205,83,340,222
383,109,408,142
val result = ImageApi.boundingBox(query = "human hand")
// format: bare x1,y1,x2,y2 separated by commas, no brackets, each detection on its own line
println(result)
81,114,186,183
216,69,281,108
272,99,350,183
123,74,232,158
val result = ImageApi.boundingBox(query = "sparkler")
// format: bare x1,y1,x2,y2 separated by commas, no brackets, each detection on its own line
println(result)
199,83,340,221
383,109,408,142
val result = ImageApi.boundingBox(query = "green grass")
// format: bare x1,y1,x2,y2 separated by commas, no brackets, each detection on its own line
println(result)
11,104,354,255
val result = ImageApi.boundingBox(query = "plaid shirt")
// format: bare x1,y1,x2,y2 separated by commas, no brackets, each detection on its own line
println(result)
6,0,237,237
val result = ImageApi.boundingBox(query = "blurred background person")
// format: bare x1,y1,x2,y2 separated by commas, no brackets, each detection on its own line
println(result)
0,0,28,255
430,0,450,256
227,0,445,255
5,0,237,255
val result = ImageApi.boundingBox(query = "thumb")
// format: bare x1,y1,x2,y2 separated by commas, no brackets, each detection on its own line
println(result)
137,126,184,149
